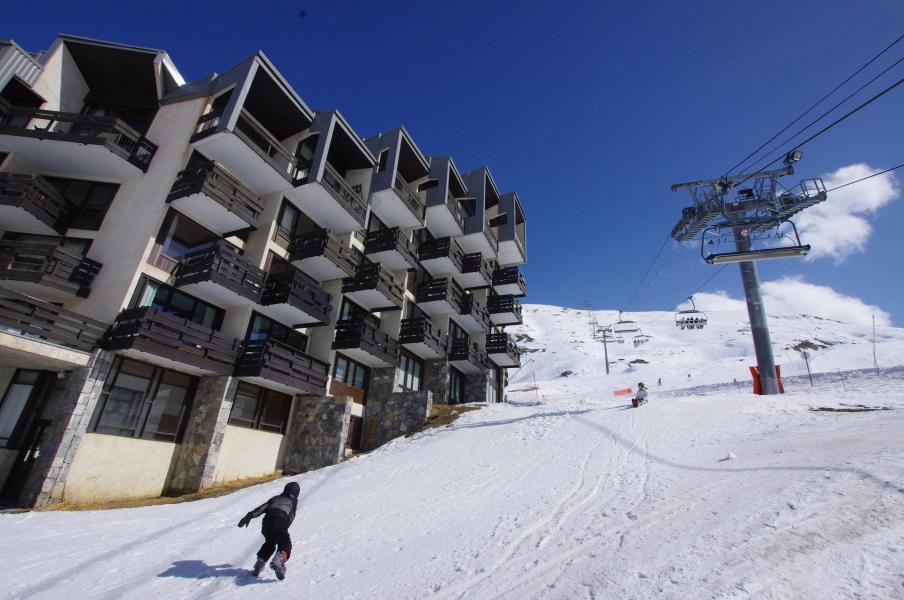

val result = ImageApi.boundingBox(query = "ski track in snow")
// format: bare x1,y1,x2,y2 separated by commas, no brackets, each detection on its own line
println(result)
2,304,904,599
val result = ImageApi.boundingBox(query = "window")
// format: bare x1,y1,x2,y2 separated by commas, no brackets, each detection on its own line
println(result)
228,382,292,434
273,200,318,247
339,298,372,323
377,149,389,173
449,368,465,404
246,312,308,353
394,351,423,392
92,358,197,442
487,367,499,404
0,370,40,448
150,209,220,272
333,355,368,390
46,177,119,231
132,277,224,330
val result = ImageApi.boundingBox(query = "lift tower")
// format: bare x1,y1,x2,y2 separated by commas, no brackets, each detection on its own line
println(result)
669,152,828,394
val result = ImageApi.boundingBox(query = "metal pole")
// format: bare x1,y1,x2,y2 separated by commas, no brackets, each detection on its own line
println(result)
872,315,880,374
801,351,813,386
735,226,780,395
602,332,610,375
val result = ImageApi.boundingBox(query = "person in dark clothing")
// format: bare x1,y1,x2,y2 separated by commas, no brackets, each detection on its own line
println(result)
238,481,300,580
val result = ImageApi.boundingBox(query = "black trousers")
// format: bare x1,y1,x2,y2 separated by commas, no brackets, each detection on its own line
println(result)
257,526,292,561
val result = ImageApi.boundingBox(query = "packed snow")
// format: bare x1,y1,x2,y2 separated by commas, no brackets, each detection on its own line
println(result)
2,304,903,599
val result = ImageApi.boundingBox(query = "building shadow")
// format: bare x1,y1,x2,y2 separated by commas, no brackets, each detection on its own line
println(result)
158,560,274,586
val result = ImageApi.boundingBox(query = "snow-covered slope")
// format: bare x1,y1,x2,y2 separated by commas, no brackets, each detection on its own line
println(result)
1,305,902,600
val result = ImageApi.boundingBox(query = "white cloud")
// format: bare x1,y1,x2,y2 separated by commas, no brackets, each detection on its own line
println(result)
678,277,891,326
795,163,899,262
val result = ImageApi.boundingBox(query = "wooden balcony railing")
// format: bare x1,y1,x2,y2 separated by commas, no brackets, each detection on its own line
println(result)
399,317,448,357
417,236,464,270
342,263,404,309
0,108,157,171
492,266,527,296
261,268,332,325
167,162,264,229
488,295,523,321
393,175,426,222
320,162,368,225
288,229,360,278
0,173,70,234
175,241,264,303
0,285,106,352
415,277,463,309
461,252,493,285
449,337,489,370
446,192,467,230
459,293,492,331
364,227,419,268
0,241,101,298
486,332,521,364
235,337,329,395
332,318,400,366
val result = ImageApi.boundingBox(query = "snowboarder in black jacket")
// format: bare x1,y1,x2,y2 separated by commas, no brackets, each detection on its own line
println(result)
238,481,300,580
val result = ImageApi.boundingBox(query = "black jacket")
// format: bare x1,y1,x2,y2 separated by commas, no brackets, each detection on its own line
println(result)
247,482,299,530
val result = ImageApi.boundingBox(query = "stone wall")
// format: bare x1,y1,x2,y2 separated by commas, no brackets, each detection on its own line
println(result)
464,371,489,404
282,395,353,474
166,375,237,495
23,349,115,507
425,360,450,404
362,390,433,450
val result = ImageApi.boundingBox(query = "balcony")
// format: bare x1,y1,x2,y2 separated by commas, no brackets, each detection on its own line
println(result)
427,191,467,238
449,337,489,375
399,317,448,360
458,223,498,258
453,293,491,334
192,109,302,196
370,175,426,229
495,192,527,266
0,240,101,301
0,173,69,235
332,318,400,368
363,227,419,271
488,295,523,326
0,285,106,370
418,237,463,278
415,277,462,317
285,161,368,234
288,229,360,282
0,108,156,181
234,337,329,396
100,306,239,375
341,263,404,312
486,332,521,367
166,162,264,235
452,252,493,290
260,267,332,327
492,266,526,297
425,156,467,238
174,241,264,308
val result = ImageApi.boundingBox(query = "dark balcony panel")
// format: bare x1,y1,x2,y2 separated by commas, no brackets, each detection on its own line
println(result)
0,241,101,301
235,338,329,396
167,162,264,234
0,285,106,357
332,318,400,368
101,307,239,375
399,317,448,360
0,108,156,180
342,263,404,312
0,173,69,235
454,293,491,334
415,277,462,317
364,227,419,271
492,266,526,297
488,295,523,326
496,191,527,266
486,332,521,367
449,337,489,374
192,109,301,196
261,268,332,326
418,236,463,278
288,229,360,282
175,241,264,308
454,252,493,290
286,162,368,233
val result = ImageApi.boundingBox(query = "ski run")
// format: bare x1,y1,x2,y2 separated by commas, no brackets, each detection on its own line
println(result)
2,303,903,599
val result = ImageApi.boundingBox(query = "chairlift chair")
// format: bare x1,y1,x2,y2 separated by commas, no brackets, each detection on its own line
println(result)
700,220,810,265
633,333,651,347
612,311,640,334
675,296,707,330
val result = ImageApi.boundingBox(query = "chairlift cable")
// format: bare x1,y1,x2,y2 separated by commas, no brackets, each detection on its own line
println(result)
643,265,730,327
621,233,671,313
733,74,904,190
735,54,904,177
725,32,904,177
825,162,904,192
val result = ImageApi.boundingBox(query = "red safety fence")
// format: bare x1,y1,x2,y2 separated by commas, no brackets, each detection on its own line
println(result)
749,365,785,394
613,388,634,396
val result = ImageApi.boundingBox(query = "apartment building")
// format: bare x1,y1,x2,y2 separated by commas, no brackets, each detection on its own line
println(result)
0,35,527,508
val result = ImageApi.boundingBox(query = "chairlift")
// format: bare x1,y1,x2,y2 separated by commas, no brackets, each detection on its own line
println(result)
612,311,640,334
675,296,707,330
633,332,651,348
700,220,810,265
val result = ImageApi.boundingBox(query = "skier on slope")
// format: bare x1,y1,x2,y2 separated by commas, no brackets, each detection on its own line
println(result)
632,382,649,407
237,481,300,580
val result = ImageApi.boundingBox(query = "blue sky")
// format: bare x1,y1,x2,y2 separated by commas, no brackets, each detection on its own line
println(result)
5,0,903,322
